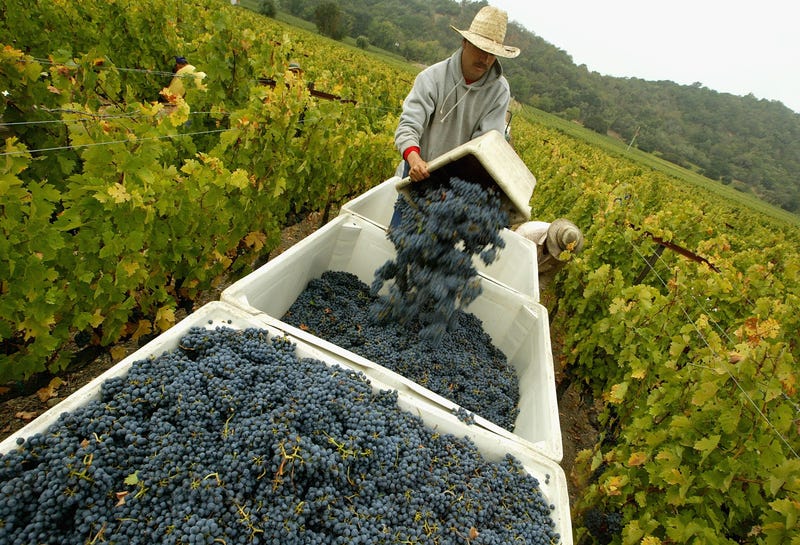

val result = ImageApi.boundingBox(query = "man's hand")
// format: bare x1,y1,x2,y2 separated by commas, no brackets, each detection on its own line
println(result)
406,150,430,182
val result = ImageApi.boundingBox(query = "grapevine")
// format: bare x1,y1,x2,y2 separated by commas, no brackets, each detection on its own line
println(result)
513,112,800,544
0,0,402,382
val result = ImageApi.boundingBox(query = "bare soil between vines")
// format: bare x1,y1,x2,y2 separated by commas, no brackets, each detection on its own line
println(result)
0,210,599,504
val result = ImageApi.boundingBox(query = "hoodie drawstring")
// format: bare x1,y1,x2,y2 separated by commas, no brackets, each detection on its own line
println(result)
439,84,472,123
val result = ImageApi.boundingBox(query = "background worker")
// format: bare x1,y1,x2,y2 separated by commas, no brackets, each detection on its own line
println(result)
393,5,520,183
515,219,585,285
288,61,303,75
161,56,205,102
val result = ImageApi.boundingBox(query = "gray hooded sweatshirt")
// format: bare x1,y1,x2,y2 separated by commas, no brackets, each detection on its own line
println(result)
394,47,511,175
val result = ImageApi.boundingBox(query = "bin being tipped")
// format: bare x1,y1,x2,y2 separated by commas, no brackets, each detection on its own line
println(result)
395,130,536,225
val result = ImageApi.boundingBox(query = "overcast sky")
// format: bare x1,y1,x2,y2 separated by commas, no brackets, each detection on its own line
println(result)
488,0,800,114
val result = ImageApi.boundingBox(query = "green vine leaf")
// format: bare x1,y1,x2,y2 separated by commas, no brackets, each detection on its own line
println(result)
124,471,140,486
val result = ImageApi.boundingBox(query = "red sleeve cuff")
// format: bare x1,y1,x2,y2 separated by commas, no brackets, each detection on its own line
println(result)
402,146,420,161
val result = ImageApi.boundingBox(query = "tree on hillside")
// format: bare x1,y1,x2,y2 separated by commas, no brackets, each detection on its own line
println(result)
283,0,309,17
314,1,346,40
402,40,446,63
258,0,276,17
367,19,402,52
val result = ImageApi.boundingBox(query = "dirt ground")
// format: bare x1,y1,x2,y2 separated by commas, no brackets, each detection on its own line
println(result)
0,210,599,504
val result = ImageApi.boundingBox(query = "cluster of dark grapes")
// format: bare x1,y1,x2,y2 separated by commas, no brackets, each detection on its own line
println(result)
0,326,559,545
583,508,623,544
371,177,508,344
452,407,476,425
283,271,520,431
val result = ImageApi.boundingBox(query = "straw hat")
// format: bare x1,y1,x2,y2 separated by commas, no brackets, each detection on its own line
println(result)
451,6,520,59
545,219,584,258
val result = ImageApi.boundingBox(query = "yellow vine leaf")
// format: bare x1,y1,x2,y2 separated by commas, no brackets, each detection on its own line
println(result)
182,279,199,290
19,314,55,340
628,452,648,467
759,317,781,338
213,250,232,269
110,346,128,362
3,44,22,57
107,182,131,203
735,316,781,346
573,449,594,467
609,297,633,315
155,306,176,332
273,176,287,197
604,381,629,404
199,153,224,174
244,231,268,252
691,381,719,406
601,475,626,496
211,273,228,289
36,377,64,402
89,308,104,328
130,320,152,342
655,450,676,463
121,260,140,276
767,498,799,530
780,373,796,396
664,467,687,486
693,435,721,462
229,169,250,190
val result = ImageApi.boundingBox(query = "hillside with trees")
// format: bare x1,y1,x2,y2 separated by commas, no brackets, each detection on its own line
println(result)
273,0,800,213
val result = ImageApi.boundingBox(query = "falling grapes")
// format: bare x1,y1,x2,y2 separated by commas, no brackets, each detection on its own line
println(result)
371,177,508,344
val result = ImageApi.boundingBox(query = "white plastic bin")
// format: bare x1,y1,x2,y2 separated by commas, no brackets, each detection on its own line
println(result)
221,213,563,463
339,176,402,231
0,301,572,545
395,130,536,225
340,178,541,301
